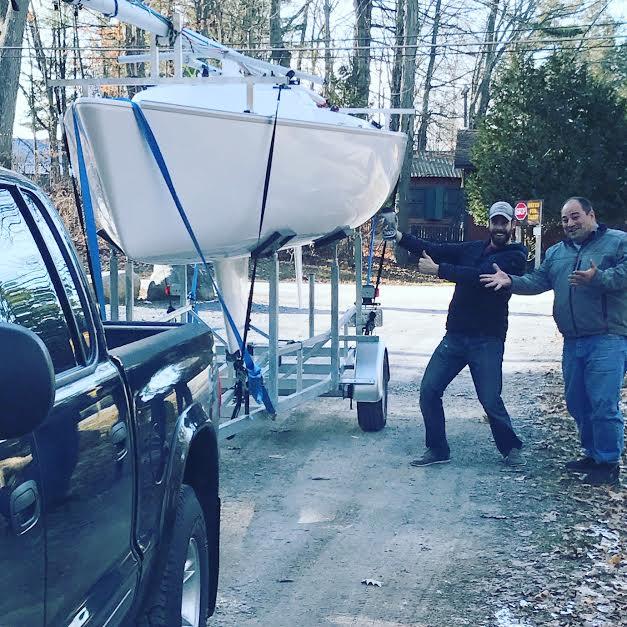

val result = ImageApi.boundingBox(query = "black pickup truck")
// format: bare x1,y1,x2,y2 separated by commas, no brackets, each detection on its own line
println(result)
0,168,220,627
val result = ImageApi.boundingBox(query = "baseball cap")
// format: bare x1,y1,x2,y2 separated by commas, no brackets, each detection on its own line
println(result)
489,201,514,222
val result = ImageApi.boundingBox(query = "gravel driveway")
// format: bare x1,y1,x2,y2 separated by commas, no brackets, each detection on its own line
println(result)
194,282,569,627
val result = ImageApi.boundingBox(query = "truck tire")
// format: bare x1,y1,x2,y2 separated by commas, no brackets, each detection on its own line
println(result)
356,352,389,432
207,495,220,617
139,485,210,627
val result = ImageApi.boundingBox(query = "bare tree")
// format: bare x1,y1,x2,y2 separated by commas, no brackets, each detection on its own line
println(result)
467,0,500,125
323,0,333,94
0,0,29,168
351,0,373,106
294,0,312,72
389,0,405,131
394,0,420,264
124,25,146,97
25,6,62,181
270,0,291,66
465,0,597,126
416,0,442,150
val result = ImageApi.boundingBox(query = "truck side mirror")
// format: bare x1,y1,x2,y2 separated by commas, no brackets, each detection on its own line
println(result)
0,323,55,439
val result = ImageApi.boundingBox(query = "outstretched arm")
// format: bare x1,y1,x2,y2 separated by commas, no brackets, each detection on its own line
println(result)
379,212,463,264
439,248,526,286
398,233,463,264
481,254,553,294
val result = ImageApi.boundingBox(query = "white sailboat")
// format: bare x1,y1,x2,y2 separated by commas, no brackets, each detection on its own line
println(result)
60,0,407,351
67,84,406,263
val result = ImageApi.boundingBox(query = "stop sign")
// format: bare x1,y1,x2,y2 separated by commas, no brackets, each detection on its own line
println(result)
514,202,528,221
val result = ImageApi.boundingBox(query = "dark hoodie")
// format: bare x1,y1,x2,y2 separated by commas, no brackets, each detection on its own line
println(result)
399,234,527,340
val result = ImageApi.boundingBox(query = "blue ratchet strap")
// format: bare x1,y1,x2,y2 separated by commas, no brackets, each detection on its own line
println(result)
71,107,107,320
128,101,275,415
189,263,199,316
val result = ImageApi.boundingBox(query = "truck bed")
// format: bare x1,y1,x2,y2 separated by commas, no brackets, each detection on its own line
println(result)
103,320,187,350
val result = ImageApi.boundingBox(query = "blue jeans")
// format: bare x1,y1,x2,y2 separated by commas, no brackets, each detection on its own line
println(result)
562,334,627,464
419,333,522,457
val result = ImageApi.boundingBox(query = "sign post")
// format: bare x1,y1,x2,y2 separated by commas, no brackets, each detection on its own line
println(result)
514,202,527,243
526,200,543,269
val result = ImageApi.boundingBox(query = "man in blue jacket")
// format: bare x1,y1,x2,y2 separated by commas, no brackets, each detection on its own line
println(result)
481,197,627,485
382,201,527,467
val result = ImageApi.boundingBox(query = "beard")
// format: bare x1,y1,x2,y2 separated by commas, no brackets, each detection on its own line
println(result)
490,231,510,247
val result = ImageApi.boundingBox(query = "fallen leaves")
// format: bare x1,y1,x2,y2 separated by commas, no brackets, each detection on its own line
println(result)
485,371,627,626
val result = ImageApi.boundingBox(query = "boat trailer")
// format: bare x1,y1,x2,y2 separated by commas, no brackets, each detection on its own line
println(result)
158,228,389,439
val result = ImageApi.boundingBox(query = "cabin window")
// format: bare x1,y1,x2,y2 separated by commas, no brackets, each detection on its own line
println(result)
20,190,95,364
0,188,78,373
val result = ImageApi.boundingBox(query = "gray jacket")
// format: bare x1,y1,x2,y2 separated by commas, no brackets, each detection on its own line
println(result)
511,225,627,338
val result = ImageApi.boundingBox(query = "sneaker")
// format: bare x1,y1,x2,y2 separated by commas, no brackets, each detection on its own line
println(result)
565,456,597,473
583,463,620,486
504,447,526,466
410,449,451,467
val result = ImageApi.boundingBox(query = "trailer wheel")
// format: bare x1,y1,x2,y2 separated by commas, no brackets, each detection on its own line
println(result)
356,351,389,432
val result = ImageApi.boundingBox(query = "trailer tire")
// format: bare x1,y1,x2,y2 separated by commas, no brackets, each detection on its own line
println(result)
356,352,389,432
138,485,210,627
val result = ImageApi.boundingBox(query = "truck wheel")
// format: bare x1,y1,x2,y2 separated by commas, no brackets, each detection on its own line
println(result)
139,485,209,627
356,352,389,432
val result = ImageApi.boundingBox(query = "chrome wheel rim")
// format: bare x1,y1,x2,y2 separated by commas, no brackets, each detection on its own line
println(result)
181,536,201,627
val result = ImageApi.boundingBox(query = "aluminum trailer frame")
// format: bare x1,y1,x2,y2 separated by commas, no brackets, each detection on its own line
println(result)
175,229,389,440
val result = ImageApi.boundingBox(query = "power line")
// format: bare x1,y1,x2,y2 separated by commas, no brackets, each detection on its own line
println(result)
32,18,627,41
2,32,625,53
5,43,622,67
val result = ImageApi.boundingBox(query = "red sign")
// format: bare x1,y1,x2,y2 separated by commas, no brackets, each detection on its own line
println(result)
514,202,528,221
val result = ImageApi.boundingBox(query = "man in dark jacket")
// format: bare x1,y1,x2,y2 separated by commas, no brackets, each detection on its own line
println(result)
481,197,627,485
382,201,527,467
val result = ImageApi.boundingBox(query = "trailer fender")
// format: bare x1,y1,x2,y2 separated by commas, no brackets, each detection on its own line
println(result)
351,338,388,403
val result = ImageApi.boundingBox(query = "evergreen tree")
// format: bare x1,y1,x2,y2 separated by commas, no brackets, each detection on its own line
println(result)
467,52,627,226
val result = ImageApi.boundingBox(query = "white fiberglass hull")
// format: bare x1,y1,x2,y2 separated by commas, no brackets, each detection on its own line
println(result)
68,95,406,264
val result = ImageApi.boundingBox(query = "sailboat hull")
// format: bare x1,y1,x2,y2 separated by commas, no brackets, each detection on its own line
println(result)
68,97,406,264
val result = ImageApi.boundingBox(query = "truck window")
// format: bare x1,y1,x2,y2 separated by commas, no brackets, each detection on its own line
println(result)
20,190,95,363
0,188,78,373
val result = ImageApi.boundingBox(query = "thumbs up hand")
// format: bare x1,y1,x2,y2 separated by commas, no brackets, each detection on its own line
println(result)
569,259,597,286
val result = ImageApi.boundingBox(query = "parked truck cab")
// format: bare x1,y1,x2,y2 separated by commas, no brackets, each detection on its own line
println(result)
0,168,220,627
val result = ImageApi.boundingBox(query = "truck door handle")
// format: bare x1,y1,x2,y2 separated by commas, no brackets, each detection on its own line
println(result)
10,480,41,535
110,422,128,462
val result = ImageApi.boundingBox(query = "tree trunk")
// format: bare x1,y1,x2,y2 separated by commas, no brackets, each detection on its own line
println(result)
296,0,310,72
389,0,405,132
28,8,62,183
125,25,146,98
351,0,372,107
416,0,441,151
469,0,498,126
394,0,419,265
0,0,29,168
270,0,291,67
323,0,333,96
